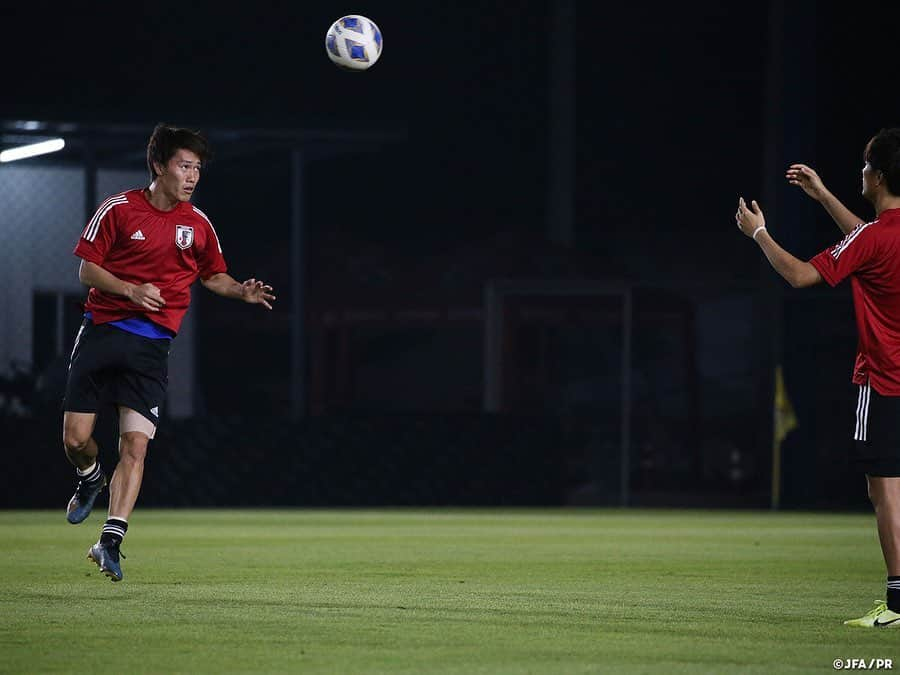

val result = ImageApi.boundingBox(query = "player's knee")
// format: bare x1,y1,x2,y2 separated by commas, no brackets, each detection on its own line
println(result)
62,429,90,455
877,490,900,514
867,483,882,509
119,432,149,463
867,488,900,514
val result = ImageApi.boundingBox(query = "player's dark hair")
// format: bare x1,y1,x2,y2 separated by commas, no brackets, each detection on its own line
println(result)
146,123,210,182
864,128,900,196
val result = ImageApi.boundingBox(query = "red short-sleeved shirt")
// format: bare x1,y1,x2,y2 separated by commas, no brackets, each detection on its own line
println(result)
74,189,227,334
810,208,900,395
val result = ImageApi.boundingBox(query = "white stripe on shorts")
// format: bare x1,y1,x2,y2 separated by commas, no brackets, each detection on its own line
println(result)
855,382,871,441
67,322,87,372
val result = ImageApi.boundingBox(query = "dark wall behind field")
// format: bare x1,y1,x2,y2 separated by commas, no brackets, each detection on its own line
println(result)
2,2,898,509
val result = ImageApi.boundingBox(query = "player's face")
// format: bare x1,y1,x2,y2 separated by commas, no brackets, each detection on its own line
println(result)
157,149,202,202
862,161,880,202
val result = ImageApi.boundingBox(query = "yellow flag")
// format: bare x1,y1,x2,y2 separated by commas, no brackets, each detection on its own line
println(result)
774,365,798,445
771,365,798,509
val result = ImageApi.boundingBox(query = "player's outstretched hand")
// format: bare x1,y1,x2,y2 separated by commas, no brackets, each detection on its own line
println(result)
785,164,827,201
129,283,166,312
735,197,766,238
240,278,276,310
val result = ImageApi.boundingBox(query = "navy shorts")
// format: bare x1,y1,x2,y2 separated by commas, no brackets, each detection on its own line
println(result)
63,319,169,427
852,381,900,477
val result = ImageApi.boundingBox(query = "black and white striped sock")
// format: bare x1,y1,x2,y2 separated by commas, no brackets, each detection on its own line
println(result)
100,518,128,547
76,462,103,483
887,576,900,613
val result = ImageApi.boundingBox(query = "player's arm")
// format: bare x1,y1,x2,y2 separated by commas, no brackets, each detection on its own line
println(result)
734,198,823,288
201,273,276,309
785,164,864,235
78,260,166,312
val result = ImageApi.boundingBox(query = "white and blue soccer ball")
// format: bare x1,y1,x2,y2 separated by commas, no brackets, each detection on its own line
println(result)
325,15,383,71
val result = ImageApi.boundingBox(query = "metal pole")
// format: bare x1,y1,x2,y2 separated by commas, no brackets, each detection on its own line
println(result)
83,139,97,235
76,139,97,354
484,280,502,412
761,0,784,511
55,293,65,357
547,0,576,248
620,288,632,506
290,149,306,421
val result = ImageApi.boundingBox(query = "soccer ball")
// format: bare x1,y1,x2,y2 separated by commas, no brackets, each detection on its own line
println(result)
325,15,383,71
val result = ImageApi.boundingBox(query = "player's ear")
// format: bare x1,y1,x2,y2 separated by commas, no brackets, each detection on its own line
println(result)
153,161,165,176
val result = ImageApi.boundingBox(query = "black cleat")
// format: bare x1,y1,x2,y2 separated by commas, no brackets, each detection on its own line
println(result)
87,540,124,582
66,472,107,524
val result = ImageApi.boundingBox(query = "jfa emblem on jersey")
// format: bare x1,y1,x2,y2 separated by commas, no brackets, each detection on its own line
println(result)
175,225,194,250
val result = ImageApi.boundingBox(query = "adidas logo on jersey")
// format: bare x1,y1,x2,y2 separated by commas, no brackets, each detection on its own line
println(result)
130,230,146,240
150,406,159,418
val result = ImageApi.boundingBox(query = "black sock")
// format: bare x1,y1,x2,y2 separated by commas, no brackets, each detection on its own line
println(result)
887,576,900,612
77,463,103,484
100,518,128,547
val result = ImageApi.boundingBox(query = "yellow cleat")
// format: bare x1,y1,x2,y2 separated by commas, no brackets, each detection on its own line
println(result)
844,600,900,628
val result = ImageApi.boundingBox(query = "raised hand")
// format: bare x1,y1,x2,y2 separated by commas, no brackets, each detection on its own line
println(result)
240,278,276,310
735,197,766,239
785,164,828,201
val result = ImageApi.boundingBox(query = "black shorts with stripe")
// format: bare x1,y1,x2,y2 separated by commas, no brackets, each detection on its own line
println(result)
63,318,169,427
853,381,900,477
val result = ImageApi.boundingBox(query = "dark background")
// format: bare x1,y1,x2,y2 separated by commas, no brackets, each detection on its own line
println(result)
2,1,898,509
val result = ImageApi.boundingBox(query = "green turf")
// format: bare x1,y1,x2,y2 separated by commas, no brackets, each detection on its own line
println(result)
1,509,897,674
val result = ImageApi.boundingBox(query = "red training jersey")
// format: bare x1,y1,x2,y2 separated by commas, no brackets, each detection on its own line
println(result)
810,208,900,395
73,189,228,334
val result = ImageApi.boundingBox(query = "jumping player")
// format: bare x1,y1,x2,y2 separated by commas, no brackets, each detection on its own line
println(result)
62,123,276,581
735,128,900,628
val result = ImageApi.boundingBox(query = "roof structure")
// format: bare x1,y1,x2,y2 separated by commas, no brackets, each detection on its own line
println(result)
0,119,406,168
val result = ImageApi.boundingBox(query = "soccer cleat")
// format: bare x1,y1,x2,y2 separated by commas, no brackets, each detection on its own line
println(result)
87,540,125,582
844,600,900,628
66,472,107,524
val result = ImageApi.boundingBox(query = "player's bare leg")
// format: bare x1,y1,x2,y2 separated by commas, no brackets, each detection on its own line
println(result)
846,477,900,627
62,412,107,524
62,412,98,470
867,476,900,575
89,409,153,582
108,430,150,521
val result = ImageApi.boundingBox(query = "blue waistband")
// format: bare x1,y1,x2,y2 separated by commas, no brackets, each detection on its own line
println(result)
85,312,174,340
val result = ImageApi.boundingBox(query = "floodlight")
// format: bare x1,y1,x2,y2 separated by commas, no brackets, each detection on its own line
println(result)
0,138,66,163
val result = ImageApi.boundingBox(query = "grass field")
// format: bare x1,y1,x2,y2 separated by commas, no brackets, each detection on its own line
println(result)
1,509,898,674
